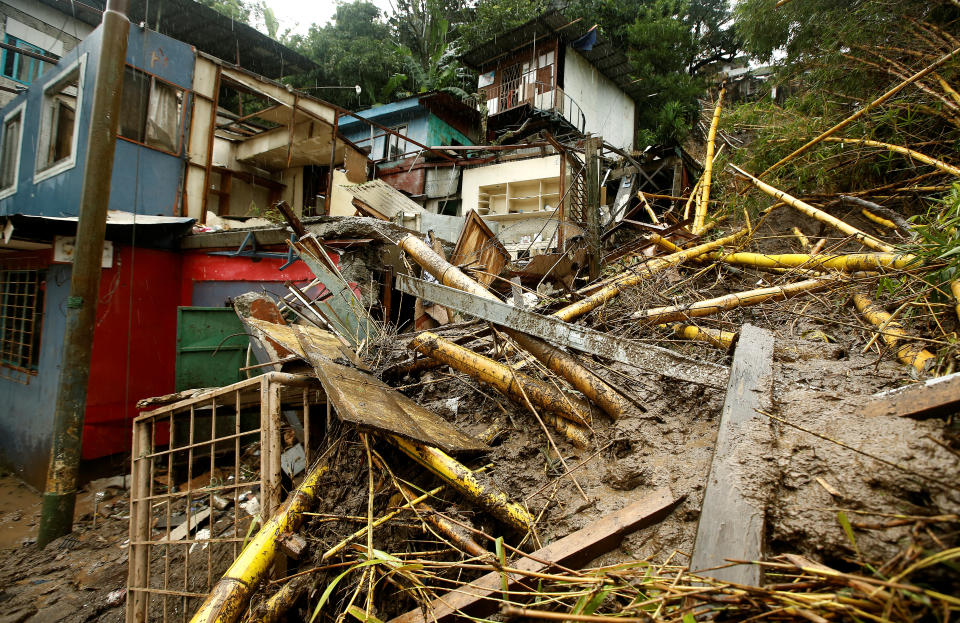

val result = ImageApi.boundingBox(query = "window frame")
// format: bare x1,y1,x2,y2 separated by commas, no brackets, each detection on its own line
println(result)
34,53,86,184
0,267,45,376
383,125,408,160
116,64,187,157
0,34,57,86
0,101,26,200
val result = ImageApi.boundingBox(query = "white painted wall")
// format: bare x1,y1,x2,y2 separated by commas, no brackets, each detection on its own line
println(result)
461,155,562,214
563,49,635,151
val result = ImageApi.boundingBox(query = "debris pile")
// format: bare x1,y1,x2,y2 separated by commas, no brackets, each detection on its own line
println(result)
128,79,960,622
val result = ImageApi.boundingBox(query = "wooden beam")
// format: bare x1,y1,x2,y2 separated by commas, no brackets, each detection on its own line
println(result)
689,324,774,586
862,371,960,419
388,488,682,623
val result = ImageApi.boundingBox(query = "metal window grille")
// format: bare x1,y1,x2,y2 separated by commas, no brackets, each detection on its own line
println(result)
0,268,44,374
126,372,326,623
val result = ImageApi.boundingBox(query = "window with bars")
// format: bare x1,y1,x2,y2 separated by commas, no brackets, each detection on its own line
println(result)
0,269,44,373
0,35,58,85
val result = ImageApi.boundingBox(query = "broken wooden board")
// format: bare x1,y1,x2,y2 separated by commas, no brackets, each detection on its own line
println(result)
245,317,359,367
689,324,774,586
862,371,960,419
396,274,728,388
344,179,425,220
291,325,488,455
388,487,682,623
158,507,212,542
450,210,510,288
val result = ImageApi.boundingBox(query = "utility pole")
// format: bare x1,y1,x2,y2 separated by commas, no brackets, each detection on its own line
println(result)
38,0,130,547
584,135,602,281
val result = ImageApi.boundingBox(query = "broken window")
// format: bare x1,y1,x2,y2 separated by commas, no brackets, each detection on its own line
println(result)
119,66,184,153
384,126,408,160
0,268,44,373
0,35,57,85
0,105,24,194
36,57,83,179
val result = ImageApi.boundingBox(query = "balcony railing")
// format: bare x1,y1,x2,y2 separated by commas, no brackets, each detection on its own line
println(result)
484,81,586,134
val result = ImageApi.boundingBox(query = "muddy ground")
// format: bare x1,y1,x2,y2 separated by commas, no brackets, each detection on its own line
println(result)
0,205,957,621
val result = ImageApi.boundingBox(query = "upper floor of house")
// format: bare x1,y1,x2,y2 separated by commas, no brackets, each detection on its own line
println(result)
461,10,641,152
0,8,369,225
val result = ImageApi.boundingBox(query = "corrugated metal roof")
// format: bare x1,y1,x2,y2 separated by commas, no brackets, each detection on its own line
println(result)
342,180,425,219
460,10,643,102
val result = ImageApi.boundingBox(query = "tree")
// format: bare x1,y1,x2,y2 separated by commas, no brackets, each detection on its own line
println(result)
390,0,473,94
456,0,548,54
284,1,406,108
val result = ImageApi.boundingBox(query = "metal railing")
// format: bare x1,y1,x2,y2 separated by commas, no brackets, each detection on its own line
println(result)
485,81,586,133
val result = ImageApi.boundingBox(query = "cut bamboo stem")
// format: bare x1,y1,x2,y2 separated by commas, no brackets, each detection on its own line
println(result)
952,281,960,322
398,233,628,419
632,278,833,324
190,462,330,623
730,164,895,253
648,233,683,254
792,227,812,250
824,137,960,177
392,480,489,559
671,324,738,350
715,252,916,272
554,228,749,322
695,87,726,233
248,576,312,623
760,46,960,176
387,435,534,533
861,209,898,230
683,176,704,221
852,293,936,373
409,331,593,436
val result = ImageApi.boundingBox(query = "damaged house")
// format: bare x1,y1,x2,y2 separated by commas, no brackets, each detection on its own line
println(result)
0,3,369,487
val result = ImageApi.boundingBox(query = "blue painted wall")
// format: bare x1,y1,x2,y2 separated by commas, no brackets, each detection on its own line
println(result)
0,263,70,488
339,97,472,165
0,24,194,219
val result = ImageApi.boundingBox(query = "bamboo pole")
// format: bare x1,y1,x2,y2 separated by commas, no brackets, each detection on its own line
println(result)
760,46,960,177
714,252,916,272
861,209,898,230
648,233,683,254
671,324,738,350
695,87,726,233
248,576,312,623
631,278,833,324
936,74,960,107
683,176,705,220
397,233,629,419
190,462,330,623
792,227,812,250
824,137,960,177
730,164,896,252
553,229,749,322
388,435,534,533
952,281,960,323
409,331,593,438
392,480,489,558
852,294,936,373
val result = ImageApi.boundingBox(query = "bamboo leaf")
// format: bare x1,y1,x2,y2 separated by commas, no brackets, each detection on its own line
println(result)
837,511,861,560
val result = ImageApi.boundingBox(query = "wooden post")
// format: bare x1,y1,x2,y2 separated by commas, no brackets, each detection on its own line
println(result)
584,136,602,280
689,324,774,586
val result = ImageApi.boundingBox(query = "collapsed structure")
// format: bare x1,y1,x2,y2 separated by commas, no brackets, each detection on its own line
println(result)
0,4,957,623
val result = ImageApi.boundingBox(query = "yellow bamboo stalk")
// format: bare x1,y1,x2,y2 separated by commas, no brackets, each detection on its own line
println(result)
715,251,916,272
554,228,749,322
695,87,726,233
648,233,683,253
409,331,593,439
388,435,534,532
852,294,936,373
682,176,704,220
249,577,311,623
760,46,960,177
861,208,898,230
190,462,330,623
730,164,896,253
639,192,660,224
792,227,812,250
810,238,827,255
935,74,960,107
631,278,833,324
397,233,628,419
671,324,738,350
824,137,960,177
951,281,960,323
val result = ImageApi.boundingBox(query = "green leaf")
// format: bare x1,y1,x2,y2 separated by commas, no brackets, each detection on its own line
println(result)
837,511,861,560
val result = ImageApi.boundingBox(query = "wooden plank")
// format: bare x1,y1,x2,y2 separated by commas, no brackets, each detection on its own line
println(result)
450,210,510,288
862,371,960,419
290,325,488,455
159,507,212,542
388,488,682,623
689,324,774,586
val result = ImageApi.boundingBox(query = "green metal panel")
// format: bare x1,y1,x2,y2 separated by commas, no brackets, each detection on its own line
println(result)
175,307,249,391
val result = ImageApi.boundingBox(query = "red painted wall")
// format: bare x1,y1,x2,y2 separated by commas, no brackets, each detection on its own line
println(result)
179,251,324,305
83,246,183,459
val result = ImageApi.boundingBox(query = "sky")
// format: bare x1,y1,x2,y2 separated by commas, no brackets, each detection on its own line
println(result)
266,0,397,37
